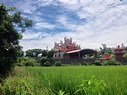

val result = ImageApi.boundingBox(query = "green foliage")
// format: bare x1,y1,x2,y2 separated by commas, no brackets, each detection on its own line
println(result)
101,60,108,66
12,12,32,32
123,54,127,58
110,54,115,59
94,60,102,66
75,76,107,95
26,49,43,57
0,57,15,77
93,59,121,66
16,57,36,66
56,90,69,95
43,66,127,95
55,61,62,66
0,3,21,76
41,50,48,57
26,49,49,58
40,57,50,66
47,50,54,58
77,63,82,65
102,59,121,66
97,51,102,58
0,67,53,95
99,44,113,55
44,61,51,66
1,66,127,95
0,78,34,95
0,3,32,76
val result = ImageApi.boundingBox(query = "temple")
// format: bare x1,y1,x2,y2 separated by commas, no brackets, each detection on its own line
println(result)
53,37,80,52
53,37,97,59
114,43,125,61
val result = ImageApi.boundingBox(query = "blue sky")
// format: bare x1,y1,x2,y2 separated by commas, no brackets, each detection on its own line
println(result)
1,0,127,50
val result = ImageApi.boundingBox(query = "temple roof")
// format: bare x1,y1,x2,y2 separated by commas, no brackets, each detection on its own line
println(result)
53,37,80,52
66,49,97,54
115,45,125,50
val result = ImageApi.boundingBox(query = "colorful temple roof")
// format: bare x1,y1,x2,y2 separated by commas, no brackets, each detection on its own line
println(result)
53,37,80,52
115,44,125,50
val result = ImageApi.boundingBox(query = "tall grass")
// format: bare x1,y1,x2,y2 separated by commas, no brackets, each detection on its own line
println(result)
1,66,127,95
27,66,127,95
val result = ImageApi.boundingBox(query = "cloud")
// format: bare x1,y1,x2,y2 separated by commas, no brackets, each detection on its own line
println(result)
35,22,56,29
22,32,41,40
1,0,127,50
20,23,127,51
24,9,32,14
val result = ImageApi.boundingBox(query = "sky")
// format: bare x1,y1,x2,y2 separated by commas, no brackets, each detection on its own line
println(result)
1,0,127,51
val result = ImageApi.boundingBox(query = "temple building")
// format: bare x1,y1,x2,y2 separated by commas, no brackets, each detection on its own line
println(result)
52,37,97,59
114,43,125,60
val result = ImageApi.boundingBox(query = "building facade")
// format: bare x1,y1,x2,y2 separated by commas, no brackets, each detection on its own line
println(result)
53,37,80,59
52,37,97,59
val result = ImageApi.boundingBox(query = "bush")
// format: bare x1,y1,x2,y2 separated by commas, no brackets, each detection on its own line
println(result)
0,69,53,95
101,60,109,66
107,59,121,66
102,59,121,66
82,62,91,66
44,61,51,66
123,54,127,58
110,54,115,59
35,63,41,66
16,57,36,66
55,61,62,66
0,57,15,77
40,57,50,66
77,63,82,65
94,60,102,66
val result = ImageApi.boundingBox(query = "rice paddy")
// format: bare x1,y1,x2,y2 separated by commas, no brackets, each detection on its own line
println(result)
1,66,127,95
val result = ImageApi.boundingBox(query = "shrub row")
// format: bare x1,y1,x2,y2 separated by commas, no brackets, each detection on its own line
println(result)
16,57,122,67
16,57,37,66
40,57,62,66
94,59,121,66
16,57,62,67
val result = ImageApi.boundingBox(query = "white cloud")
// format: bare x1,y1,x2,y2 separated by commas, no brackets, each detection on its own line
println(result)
24,9,32,14
59,0,78,5
21,0,127,50
20,24,127,51
35,22,56,29
57,16,74,29
22,32,41,40
34,0,54,7
17,1,37,12
3,0,127,50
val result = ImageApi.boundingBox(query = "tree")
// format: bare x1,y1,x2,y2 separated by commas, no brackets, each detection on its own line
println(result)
25,49,54,58
123,54,127,58
42,50,47,57
99,44,112,54
26,49,43,57
47,50,54,58
0,3,32,77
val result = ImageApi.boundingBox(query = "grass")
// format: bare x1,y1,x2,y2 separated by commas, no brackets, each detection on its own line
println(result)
1,66,127,95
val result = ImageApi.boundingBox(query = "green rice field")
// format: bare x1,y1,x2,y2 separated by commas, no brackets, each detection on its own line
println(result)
1,66,127,95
